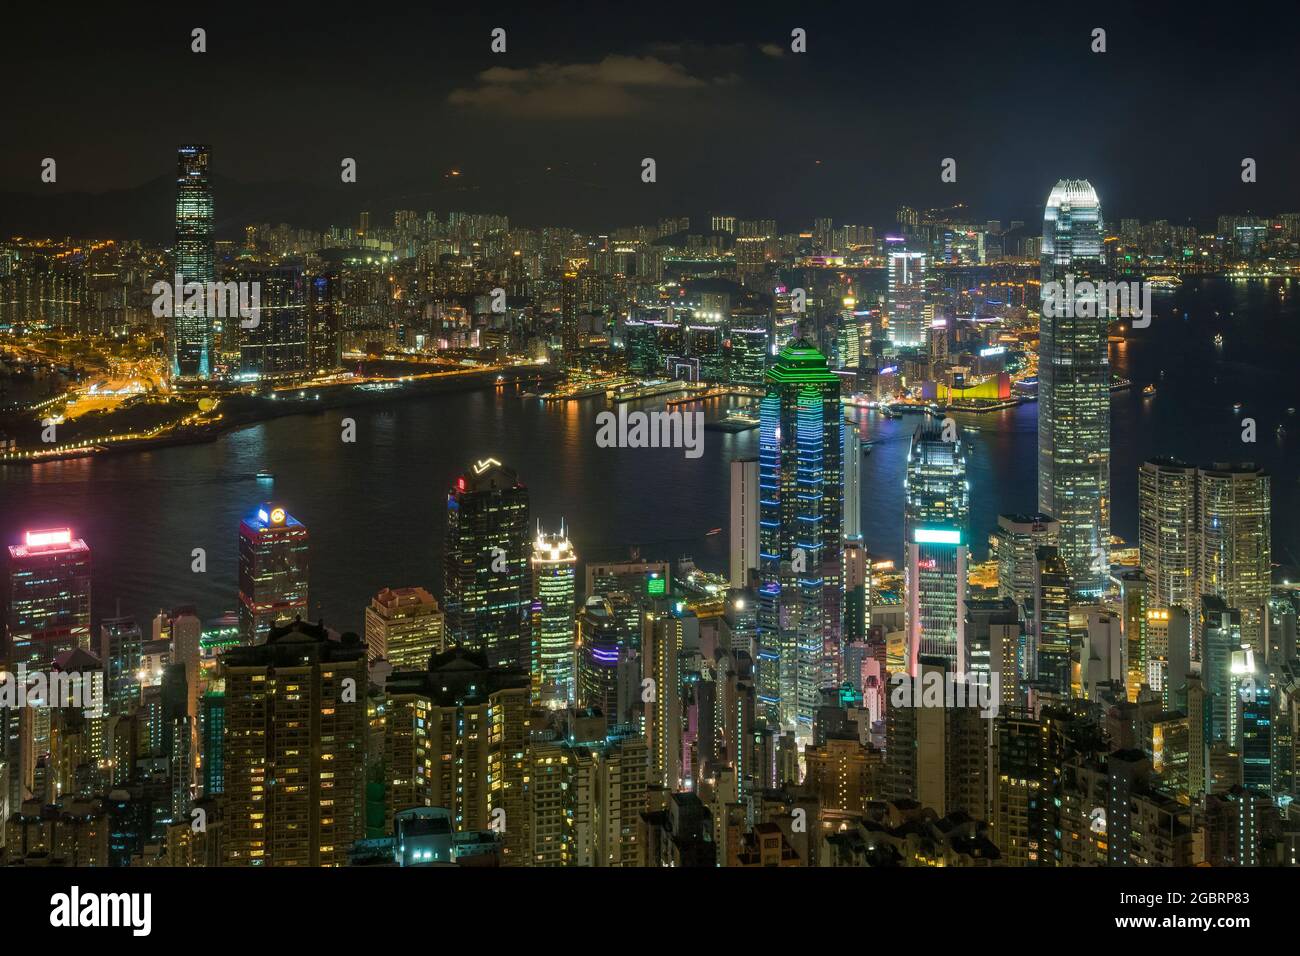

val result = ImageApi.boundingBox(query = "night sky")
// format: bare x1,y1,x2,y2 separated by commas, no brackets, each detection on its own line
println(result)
3,0,1298,232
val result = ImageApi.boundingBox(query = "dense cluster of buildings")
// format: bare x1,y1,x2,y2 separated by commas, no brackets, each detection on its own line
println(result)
0,166,1295,868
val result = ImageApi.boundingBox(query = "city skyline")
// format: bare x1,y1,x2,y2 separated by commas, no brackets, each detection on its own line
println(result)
4,2,1300,895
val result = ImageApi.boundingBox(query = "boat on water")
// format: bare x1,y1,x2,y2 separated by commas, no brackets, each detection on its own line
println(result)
1214,333,1224,347
705,528,722,536
1142,384,1156,396
256,470,274,480
1233,402,1244,413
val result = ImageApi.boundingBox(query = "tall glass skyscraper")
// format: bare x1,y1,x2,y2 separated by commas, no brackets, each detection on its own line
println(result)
886,251,927,348
172,144,215,379
1198,462,1271,650
756,340,843,731
531,522,577,705
237,503,309,644
903,422,969,674
1038,178,1109,597
4,527,92,667
1139,457,1197,611
445,458,531,672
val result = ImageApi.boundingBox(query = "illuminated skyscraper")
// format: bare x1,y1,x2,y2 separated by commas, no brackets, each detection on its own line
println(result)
237,504,309,645
643,605,684,789
1139,457,1197,611
559,271,579,365
991,513,1060,621
577,593,637,720
756,340,844,730
903,422,969,675
3,528,91,668
172,144,215,379
531,522,577,705
221,619,367,866
1033,547,1073,693
233,262,308,378
444,458,531,672
1038,178,1109,597
363,587,445,670
1198,463,1271,651
886,251,927,348
843,424,862,543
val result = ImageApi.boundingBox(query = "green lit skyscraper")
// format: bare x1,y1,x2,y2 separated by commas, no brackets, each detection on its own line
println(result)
757,339,843,732
1038,178,1109,597
172,144,215,379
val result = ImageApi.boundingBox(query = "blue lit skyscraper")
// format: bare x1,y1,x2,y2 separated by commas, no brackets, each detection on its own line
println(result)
757,340,843,731
172,144,216,379
1038,178,1109,597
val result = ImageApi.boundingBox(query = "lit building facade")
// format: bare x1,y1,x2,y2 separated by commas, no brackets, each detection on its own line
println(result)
4,528,91,668
444,458,531,672
237,504,309,645
1038,178,1109,597
1198,463,1271,651
531,523,577,705
757,340,844,731
172,144,215,379
363,587,445,670
903,422,969,675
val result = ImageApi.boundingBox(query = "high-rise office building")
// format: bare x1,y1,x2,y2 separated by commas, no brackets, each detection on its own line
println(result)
729,457,759,589
221,620,367,866
886,251,927,348
903,422,969,675
172,144,215,379
576,594,637,722
843,424,862,542
1201,596,1244,746
233,262,309,378
444,458,531,672
1038,179,1109,597
991,513,1059,622
99,615,143,716
531,523,577,706
559,271,579,364
756,340,844,730
1033,546,1073,693
1198,463,1271,651
643,606,685,790
363,587,445,670
237,504,309,645
4,528,91,668
1139,457,1198,612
